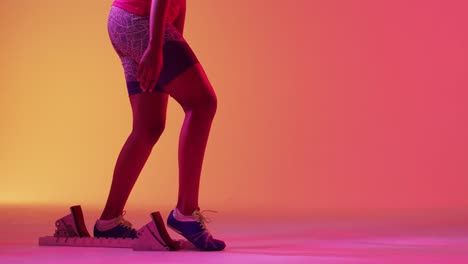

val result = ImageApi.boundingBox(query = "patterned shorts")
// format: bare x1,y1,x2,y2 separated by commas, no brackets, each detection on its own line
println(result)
107,6,199,95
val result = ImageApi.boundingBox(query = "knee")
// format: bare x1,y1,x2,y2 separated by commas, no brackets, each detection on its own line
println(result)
189,91,218,118
203,92,218,117
131,120,166,145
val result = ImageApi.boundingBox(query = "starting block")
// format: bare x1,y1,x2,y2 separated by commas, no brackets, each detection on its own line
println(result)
38,205,188,251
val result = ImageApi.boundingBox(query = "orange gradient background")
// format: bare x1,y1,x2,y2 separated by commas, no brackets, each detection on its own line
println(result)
1,0,467,217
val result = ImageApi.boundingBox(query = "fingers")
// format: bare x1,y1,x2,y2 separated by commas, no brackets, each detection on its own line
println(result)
147,69,161,93
143,67,152,91
137,66,161,93
137,64,148,92
137,61,162,92
137,64,152,92
146,67,160,93
137,48,163,92
148,79,158,93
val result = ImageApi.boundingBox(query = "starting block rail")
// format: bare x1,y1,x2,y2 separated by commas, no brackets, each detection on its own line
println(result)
38,205,188,251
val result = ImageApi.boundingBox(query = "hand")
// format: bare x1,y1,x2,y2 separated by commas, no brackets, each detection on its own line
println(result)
137,47,163,92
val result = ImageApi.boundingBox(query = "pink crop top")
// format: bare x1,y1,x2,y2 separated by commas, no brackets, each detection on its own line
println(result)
112,0,181,23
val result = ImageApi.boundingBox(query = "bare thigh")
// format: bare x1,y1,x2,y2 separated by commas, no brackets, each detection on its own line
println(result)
125,63,215,137
164,63,217,112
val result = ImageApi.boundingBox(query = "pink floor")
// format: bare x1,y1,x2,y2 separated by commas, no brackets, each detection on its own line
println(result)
1,206,468,264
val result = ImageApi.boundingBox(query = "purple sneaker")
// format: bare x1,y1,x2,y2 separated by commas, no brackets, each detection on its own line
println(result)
167,209,226,251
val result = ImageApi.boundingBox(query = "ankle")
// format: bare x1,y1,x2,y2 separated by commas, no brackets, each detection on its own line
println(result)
95,216,119,231
173,208,199,222
100,208,123,221
176,205,199,216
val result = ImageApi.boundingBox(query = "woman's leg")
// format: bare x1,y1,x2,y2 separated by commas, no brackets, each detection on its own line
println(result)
164,63,218,216
100,92,169,220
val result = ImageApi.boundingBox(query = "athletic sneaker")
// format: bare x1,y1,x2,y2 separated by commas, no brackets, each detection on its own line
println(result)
93,213,138,239
167,209,226,251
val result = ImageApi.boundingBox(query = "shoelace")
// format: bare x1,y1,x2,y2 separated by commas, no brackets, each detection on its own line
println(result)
192,210,217,235
115,211,133,229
